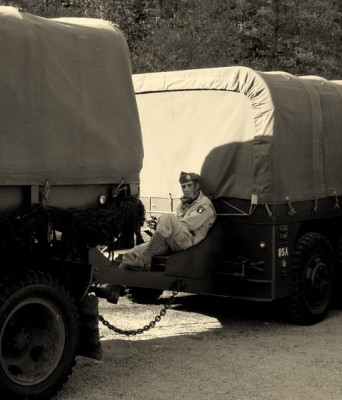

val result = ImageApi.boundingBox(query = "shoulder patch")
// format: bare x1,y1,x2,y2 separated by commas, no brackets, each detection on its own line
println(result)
197,206,205,214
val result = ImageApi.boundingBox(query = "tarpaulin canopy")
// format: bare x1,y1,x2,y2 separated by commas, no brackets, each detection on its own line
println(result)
0,6,143,186
133,67,342,205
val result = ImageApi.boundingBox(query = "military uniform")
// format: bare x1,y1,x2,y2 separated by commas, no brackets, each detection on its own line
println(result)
158,191,217,250
120,172,216,270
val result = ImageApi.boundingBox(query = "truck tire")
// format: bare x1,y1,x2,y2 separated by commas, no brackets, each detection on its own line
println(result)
127,287,163,304
78,294,102,360
333,237,342,307
289,232,334,325
0,270,78,400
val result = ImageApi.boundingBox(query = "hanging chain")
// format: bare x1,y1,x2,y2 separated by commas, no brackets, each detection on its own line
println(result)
99,279,184,336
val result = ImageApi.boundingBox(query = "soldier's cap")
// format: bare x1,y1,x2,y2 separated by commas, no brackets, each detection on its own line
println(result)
179,171,201,184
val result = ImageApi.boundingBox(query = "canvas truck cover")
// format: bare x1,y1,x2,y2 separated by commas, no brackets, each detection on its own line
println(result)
0,7,143,186
133,67,342,205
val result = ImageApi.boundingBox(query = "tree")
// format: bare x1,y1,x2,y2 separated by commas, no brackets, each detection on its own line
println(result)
1,0,341,78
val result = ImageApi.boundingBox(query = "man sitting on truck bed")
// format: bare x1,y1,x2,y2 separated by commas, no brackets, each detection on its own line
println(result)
119,172,216,271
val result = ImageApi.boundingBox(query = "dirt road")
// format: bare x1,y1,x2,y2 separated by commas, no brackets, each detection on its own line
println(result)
54,293,342,400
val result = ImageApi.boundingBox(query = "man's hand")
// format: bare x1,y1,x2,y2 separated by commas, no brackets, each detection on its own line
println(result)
146,216,158,230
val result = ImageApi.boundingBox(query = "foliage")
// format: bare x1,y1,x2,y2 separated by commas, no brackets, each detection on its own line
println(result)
1,0,341,78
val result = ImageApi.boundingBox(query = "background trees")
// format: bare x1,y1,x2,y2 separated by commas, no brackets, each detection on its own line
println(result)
1,0,342,78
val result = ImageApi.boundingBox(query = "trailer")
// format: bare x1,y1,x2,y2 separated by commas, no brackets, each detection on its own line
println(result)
93,66,342,325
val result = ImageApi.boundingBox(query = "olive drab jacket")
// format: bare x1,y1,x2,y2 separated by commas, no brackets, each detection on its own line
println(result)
176,191,216,246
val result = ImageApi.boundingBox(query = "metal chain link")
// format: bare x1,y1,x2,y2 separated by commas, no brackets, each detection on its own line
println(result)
99,279,184,336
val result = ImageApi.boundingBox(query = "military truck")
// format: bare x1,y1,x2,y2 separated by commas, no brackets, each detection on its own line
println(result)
0,7,143,400
92,66,342,326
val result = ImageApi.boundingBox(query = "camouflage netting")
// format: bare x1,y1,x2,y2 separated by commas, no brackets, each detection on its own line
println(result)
0,197,145,260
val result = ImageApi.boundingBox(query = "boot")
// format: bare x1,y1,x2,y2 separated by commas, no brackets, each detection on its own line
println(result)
122,232,168,271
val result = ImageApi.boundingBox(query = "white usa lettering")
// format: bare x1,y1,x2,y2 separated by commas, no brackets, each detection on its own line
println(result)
278,247,289,257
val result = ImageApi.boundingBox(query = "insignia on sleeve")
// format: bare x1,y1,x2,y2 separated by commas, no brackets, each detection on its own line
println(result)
197,206,205,214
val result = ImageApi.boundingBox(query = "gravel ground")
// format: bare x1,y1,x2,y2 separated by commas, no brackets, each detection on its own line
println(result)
54,293,342,400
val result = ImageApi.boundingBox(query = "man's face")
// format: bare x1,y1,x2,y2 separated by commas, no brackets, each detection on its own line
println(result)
181,181,200,200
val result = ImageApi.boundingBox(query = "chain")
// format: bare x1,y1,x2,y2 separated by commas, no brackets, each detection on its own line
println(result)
99,279,184,336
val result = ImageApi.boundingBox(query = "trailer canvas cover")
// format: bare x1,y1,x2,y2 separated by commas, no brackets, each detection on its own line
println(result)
0,7,143,186
133,67,342,205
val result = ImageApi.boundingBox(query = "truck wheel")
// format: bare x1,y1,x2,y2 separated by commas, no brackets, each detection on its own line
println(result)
127,287,163,304
0,271,78,400
289,232,334,325
333,238,342,307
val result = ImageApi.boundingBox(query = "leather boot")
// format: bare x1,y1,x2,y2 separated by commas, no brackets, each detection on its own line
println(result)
122,232,168,271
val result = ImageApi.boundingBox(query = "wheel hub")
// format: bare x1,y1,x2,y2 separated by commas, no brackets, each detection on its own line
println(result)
311,258,329,291
305,255,331,309
12,323,31,354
